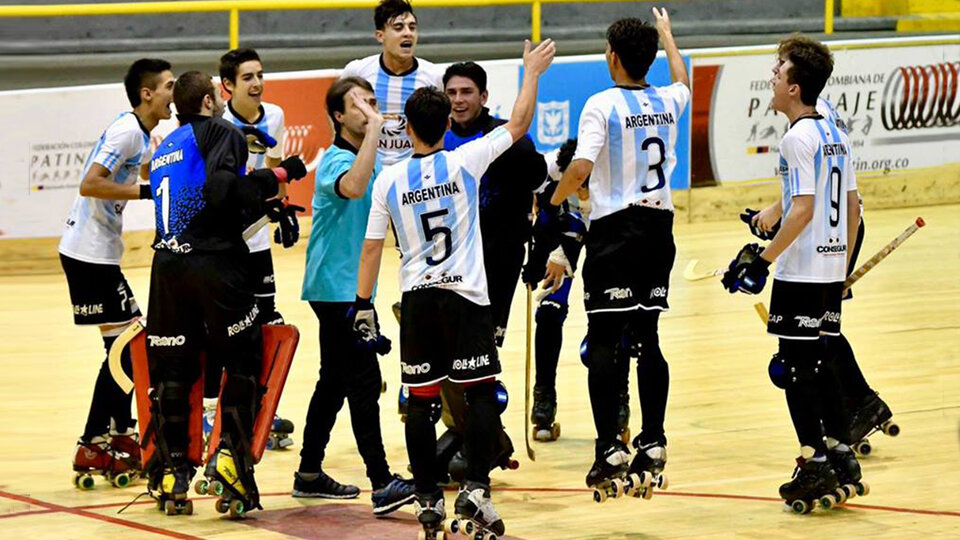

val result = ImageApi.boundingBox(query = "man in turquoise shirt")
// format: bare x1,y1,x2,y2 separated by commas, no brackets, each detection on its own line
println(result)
295,77,414,515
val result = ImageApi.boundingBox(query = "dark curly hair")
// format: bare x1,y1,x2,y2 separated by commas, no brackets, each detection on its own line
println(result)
405,87,451,146
777,33,834,106
375,0,415,30
606,18,659,81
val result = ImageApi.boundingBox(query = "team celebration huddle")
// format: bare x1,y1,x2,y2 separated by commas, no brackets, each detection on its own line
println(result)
60,0,903,537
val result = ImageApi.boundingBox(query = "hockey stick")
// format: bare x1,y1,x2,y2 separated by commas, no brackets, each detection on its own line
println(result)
683,259,724,281
524,285,536,461
753,216,925,326
242,214,271,242
108,319,145,394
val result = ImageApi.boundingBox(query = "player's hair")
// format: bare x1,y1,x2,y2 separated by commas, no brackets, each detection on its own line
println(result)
404,87,450,146
375,0,416,29
124,58,172,108
326,77,376,134
174,71,216,116
777,34,834,106
219,48,262,85
556,138,578,173
443,62,487,93
606,18,659,81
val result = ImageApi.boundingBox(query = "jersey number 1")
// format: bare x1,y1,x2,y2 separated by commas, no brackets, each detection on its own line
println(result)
156,176,170,235
419,209,452,266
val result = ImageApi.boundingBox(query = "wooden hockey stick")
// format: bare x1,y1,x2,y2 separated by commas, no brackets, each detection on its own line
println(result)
683,259,724,281
753,217,925,325
524,285,536,461
108,319,145,394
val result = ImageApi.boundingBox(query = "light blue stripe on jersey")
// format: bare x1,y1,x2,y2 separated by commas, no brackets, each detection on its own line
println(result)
824,116,846,177
433,152,458,230
460,167,481,264
814,119,834,220
386,183,408,252
400,71,418,106
607,105,624,208
375,69,390,114
620,89,648,199
406,157,428,257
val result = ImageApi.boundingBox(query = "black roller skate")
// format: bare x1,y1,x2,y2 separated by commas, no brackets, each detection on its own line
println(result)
586,439,631,503
624,439,668,500
827,445,869,502
531,386,560,442
72,436,137,489
195,446,261,518
108,426,143,478
849,392,899,456
150,463,195,516
267,414,294,450
448,431,519,485
449,481,505,540
616,390,631,444
415,490,447,540
779,457,842,514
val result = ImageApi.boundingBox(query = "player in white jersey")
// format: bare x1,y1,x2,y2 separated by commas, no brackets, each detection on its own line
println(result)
722,35,867,512
547,10,689,495
353,38,555,539
58,59,175,488
340,0,444,166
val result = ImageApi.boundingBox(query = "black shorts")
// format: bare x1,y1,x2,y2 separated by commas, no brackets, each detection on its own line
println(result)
399,288,501,387
582,206,675,314
60,254,141,326
247,248,276,297
767,279,843,340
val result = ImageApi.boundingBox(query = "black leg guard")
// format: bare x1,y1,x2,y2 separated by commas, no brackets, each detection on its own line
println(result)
463,382,499,486
631,311,669,446
534,299,567,390
406,394,442,494
83,335,136,440
779,339,828,454
211,373,261,509
584,313,628,443
817,338,854,445
826,333,872,406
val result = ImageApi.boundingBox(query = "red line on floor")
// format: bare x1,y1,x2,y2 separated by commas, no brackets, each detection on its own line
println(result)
0,490,204,539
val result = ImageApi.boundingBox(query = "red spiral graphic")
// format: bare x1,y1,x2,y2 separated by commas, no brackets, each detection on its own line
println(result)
882,61,960,130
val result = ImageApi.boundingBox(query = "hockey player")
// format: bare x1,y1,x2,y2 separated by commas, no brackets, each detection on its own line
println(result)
60,58,175,488
722,35,867,512
295,77,415,515
430,61,546,480
204,47,296,451
353,38,555,539
144,71,307,513
546,9,689,497
341,0,444,167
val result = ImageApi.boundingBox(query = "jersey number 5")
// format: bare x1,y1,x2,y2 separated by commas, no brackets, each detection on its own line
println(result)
156,176,170,235
419,209,452,266
641,137,667,193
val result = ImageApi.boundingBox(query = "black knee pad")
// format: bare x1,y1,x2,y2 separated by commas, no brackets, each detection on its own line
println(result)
408,393,443,424
769,340,824,389
536,299,568,326
580,333,620,371
156,380,191,425
219,373,260,443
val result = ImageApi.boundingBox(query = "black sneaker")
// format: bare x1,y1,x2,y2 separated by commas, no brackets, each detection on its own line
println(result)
371,474,416,516
291,470,360,499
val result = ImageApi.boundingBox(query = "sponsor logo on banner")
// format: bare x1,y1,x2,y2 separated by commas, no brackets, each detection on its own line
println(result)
29,141,95,191
537,100,569,145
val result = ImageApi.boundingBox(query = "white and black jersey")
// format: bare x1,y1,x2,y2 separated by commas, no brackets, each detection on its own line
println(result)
59,112,151,265
341,54,444,166
365,126,514,306
775,115,858,283
221,101,286,253
572,83,690,222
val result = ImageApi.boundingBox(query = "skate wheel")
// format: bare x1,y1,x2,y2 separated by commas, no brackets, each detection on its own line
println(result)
215,499,229,514
463,519,476,535
183,500,194,515
790,499,811,514
883,421,900,437
553,423,561,439
857,482,870,497
637,471,654,488
657,474,669,490
483,532,498,540
619,428,631,445
77,473,95,490
533,428,550,442
266,437,276,450
819,493,837,510
381,381,387,394
228,499,245,518
112,472,131,488
444,519,460,534
506,459,519,470
211,480,224,497
839,485,855,501
610,478,625,498
854,439,872,457
641,486,654,500
834,487,848,504
417,531,427,540
164,500,177,516
593,488,607,503
194,479,209,496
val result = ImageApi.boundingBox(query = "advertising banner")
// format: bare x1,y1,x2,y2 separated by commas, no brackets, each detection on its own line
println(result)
691,41,960,186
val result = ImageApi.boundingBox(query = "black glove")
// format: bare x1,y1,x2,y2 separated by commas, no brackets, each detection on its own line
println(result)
740,208,780,241
721,243,771,295
241,126,277,154
265,200,305,248
347,296,392,356
522,238,549,286
277,156,307,182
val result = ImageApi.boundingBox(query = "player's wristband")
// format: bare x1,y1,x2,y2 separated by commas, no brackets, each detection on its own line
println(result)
139,183,152,200
354,295,374,310
272,167,289,184
751,255,772,271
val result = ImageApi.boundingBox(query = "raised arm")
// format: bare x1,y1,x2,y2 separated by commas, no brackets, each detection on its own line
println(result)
338,87,385,199
503,39,557,141
652,7,689,90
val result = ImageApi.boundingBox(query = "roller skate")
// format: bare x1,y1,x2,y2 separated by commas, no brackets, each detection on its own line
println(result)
448,432,519,485
616,390,630,444
849,392,899,456
415,490,447,540
267,414,294,450
108,425,143,477
827,445,869,502
586,439,631,503
72,436,136,489
150,463,195,516
623,439,668,500
779,456,842,514
195,447,261,518
448,481,505,540
531,386,560,442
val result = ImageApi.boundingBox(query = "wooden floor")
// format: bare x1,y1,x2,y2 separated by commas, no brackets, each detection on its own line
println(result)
1,204,958,539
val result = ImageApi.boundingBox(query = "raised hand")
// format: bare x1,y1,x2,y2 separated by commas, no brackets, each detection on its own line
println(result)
523,38,556,77
347,87,384,131
652,7,673,37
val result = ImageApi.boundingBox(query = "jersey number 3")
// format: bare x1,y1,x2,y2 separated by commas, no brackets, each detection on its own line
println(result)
419,209,452,266
641,137,667,193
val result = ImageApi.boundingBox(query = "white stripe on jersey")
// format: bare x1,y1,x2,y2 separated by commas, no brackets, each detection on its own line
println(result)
775,115,858,283
58,112,150,265
572,83,690,222
366,127,513,305
341,54,444,166
222,101,287,252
